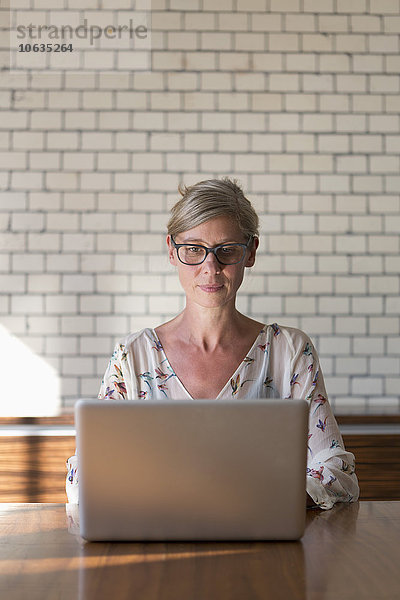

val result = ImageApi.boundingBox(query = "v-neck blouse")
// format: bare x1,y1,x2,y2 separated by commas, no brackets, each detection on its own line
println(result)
66,323,359,510
150,325,271,400
98,324,282,402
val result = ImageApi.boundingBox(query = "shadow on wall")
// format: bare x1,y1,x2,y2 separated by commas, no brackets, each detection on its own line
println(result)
0,324,60,416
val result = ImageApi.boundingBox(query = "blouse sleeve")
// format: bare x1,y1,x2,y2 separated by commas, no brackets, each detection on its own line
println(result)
66,342,131,503
98,342,130,400
289,330,360,510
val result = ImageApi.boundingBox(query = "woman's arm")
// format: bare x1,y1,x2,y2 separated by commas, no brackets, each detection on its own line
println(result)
66,454,79,503
289,330,360,510
66,342,130,503
98,342,129,400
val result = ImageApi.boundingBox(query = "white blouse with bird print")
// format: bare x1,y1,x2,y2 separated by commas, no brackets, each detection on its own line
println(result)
66,323,359,509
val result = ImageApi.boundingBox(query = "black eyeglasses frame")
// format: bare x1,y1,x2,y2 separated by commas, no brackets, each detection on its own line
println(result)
170,235,254,266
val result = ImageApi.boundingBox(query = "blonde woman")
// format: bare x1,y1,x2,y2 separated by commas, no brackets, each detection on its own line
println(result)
67,178,359,509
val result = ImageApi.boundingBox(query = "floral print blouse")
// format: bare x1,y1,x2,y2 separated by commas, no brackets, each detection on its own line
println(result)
66,323,359,509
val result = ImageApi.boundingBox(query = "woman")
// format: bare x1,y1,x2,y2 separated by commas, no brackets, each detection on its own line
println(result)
66,177,359,509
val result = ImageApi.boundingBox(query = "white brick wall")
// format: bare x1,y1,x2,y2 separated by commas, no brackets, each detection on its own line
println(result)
1,0,399,412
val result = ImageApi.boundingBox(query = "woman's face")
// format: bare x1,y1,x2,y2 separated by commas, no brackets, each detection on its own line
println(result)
167,215,258,310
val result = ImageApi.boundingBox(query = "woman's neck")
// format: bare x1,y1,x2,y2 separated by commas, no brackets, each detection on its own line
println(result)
171,304,254,353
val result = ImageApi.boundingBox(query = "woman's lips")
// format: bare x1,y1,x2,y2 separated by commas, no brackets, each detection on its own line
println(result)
199,286,223,293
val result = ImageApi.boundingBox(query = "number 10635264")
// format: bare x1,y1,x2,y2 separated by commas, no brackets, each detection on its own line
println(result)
18,43,73,52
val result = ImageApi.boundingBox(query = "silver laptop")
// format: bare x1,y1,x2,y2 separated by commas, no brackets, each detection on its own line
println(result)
75,398,309,542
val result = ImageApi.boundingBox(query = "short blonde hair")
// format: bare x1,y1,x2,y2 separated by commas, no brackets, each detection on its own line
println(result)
167,177,259,240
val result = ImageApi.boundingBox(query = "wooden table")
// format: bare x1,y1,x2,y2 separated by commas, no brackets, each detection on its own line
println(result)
1,502,399,600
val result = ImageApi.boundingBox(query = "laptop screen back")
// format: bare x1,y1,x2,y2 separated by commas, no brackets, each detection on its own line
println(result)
76,398,308,541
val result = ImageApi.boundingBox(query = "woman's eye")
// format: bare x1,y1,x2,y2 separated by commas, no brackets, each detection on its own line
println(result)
188,246,201,253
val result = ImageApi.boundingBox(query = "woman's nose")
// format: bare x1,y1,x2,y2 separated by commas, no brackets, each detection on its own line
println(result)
201,251,221,273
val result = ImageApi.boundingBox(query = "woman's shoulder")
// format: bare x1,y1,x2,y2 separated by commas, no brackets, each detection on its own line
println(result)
267,323,315,353
116,328,158,354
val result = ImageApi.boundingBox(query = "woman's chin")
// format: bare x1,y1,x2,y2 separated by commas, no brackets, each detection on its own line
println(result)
192,289,234,309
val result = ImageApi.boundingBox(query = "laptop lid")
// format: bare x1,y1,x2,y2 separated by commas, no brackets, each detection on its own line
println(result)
76,398,308,541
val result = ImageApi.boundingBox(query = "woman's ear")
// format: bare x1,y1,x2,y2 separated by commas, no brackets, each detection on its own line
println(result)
245,236,259,268
167,234,177,266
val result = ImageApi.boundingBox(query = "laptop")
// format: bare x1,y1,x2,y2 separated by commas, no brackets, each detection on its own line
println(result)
75,398,309,542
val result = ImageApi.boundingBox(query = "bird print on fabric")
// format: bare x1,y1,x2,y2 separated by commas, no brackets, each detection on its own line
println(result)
230,374,254,396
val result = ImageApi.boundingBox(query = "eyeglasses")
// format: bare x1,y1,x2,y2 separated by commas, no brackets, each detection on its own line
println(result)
171,235,254,266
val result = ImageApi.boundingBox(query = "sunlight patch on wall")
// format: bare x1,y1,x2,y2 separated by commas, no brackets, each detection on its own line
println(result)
0,325,61,416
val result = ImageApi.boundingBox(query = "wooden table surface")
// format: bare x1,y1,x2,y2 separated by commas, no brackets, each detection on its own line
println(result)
1,501,400,600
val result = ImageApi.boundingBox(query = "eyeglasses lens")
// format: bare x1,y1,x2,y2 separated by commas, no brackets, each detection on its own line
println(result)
178,245,244,265
215,246,243,264
179,246,206,264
